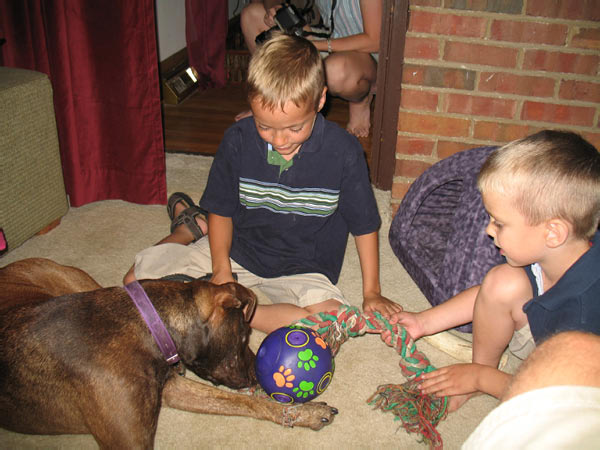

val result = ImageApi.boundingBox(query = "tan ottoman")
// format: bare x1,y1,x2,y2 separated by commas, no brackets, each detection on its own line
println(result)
0,67,69,253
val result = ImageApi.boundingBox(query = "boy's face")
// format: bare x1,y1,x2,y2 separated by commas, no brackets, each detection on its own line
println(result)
482,190,549,267
250,89,327,160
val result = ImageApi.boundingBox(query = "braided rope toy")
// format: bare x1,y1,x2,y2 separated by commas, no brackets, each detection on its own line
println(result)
292,304,448,449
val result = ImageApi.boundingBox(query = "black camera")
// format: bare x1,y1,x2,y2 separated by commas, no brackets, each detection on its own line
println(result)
255,3,307,45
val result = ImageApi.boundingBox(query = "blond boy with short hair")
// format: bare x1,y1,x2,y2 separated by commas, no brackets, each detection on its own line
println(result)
389,130,600,410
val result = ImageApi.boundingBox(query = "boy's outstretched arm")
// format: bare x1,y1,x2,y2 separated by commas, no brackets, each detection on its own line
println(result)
354,231,403,317
418,363,512,400
388,285,480,340
414,265,531,409
207,213,236,285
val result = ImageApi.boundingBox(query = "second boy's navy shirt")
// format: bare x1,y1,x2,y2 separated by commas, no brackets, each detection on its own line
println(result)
524,231,600,343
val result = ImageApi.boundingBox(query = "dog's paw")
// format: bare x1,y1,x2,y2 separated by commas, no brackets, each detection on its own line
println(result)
283,401,337,430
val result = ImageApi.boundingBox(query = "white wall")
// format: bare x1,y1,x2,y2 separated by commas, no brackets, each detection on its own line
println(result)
155,0,251,61
155,0,186,61
228,0,249,18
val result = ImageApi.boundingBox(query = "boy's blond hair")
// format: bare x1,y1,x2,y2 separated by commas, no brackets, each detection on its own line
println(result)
478,130,600,240
247,33,325,113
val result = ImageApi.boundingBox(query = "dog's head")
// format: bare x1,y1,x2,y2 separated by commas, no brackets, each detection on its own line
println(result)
182,280,258,389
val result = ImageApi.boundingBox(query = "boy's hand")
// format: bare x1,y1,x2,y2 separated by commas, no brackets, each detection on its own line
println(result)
415,365,479,410
263,4,281,28
417,363,481,398
383,311,426,342
210,270,236,285
362,293,403,319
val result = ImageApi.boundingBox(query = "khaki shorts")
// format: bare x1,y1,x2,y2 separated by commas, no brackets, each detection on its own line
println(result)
508,322,536,360
133,237,348,308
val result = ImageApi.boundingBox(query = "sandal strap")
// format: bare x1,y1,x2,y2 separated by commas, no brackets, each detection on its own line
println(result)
170,206,207,242
167,192,195,221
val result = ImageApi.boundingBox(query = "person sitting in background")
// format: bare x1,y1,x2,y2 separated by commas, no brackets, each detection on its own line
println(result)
238,0,381,138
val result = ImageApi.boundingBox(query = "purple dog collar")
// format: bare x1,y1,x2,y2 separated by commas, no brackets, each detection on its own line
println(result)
124,281,181,365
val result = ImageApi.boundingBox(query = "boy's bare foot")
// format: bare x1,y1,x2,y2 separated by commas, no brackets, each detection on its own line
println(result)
235,109,253,121
346,93,373,138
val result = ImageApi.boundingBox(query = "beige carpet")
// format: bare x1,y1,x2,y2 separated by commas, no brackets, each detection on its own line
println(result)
0,153,519,449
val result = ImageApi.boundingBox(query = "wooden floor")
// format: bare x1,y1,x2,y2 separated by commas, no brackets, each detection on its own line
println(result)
163,83,372,165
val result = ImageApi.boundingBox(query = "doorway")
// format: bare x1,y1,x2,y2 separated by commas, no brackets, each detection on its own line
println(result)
371,0,409,190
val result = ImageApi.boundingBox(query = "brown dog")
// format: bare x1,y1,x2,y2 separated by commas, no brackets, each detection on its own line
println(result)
0,257,102,309
0,258,337,448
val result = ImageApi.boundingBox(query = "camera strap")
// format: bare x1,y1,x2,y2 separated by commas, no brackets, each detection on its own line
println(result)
302,0,336,39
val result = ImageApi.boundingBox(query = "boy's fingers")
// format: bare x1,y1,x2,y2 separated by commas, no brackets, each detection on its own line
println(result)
389,302,403,313
418,368,446,383
388,314,401,324
380,330,391,344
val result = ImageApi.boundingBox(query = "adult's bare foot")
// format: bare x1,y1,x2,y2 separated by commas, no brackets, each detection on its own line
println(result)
235,109,253,121
346,93,373,138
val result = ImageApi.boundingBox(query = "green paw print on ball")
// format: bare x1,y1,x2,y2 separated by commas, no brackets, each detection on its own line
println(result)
297,349,319,371
293,380,315,399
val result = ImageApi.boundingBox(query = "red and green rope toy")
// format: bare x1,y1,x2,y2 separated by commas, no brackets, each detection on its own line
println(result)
292,304,448,449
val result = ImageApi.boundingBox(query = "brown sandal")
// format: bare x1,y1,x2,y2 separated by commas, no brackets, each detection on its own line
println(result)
167,192,195,221
170,206,207,242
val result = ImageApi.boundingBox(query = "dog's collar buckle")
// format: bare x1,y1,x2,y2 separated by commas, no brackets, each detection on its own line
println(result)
124,281,181,366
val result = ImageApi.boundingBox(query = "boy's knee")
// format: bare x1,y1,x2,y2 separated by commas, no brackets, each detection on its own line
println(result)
241,2,267,32
324,56,352,92
479,264,531,309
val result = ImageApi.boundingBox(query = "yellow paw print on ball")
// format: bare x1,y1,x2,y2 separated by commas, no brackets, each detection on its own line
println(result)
273,365,295,388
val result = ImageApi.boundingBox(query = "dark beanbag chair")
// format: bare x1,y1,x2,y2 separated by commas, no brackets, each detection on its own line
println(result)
389,146,504,332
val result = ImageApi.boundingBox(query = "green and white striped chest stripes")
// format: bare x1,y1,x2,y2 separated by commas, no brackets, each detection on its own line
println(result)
239,177,339,217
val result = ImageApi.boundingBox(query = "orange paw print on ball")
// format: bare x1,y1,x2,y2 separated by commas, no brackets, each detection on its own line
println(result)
273,365,296,388
315,336,327,350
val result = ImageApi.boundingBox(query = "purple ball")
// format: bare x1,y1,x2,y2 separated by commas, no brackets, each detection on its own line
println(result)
255,326,334,403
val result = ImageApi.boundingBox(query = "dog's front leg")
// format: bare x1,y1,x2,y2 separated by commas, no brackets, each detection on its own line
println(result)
162,375,337,430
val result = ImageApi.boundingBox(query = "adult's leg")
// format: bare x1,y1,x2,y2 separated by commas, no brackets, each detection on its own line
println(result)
240,2,270,54
463,331,600,449
503,331,600,401
323,51,377,137
236,2,278,121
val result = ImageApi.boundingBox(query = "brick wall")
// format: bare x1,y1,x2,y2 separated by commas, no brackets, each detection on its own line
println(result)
391,0,600,208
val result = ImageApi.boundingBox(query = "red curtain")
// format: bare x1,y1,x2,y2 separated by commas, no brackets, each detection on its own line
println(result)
185,0,227,89
0,0,166,207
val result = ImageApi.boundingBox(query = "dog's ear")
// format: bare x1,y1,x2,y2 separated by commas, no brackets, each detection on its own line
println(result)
238,284,257,323
191,280,217,321
219,283,257,323
192,280,257,323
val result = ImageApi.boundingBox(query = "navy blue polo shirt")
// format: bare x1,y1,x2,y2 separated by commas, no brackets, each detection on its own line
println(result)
524,231,600,343
200,113,381,284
